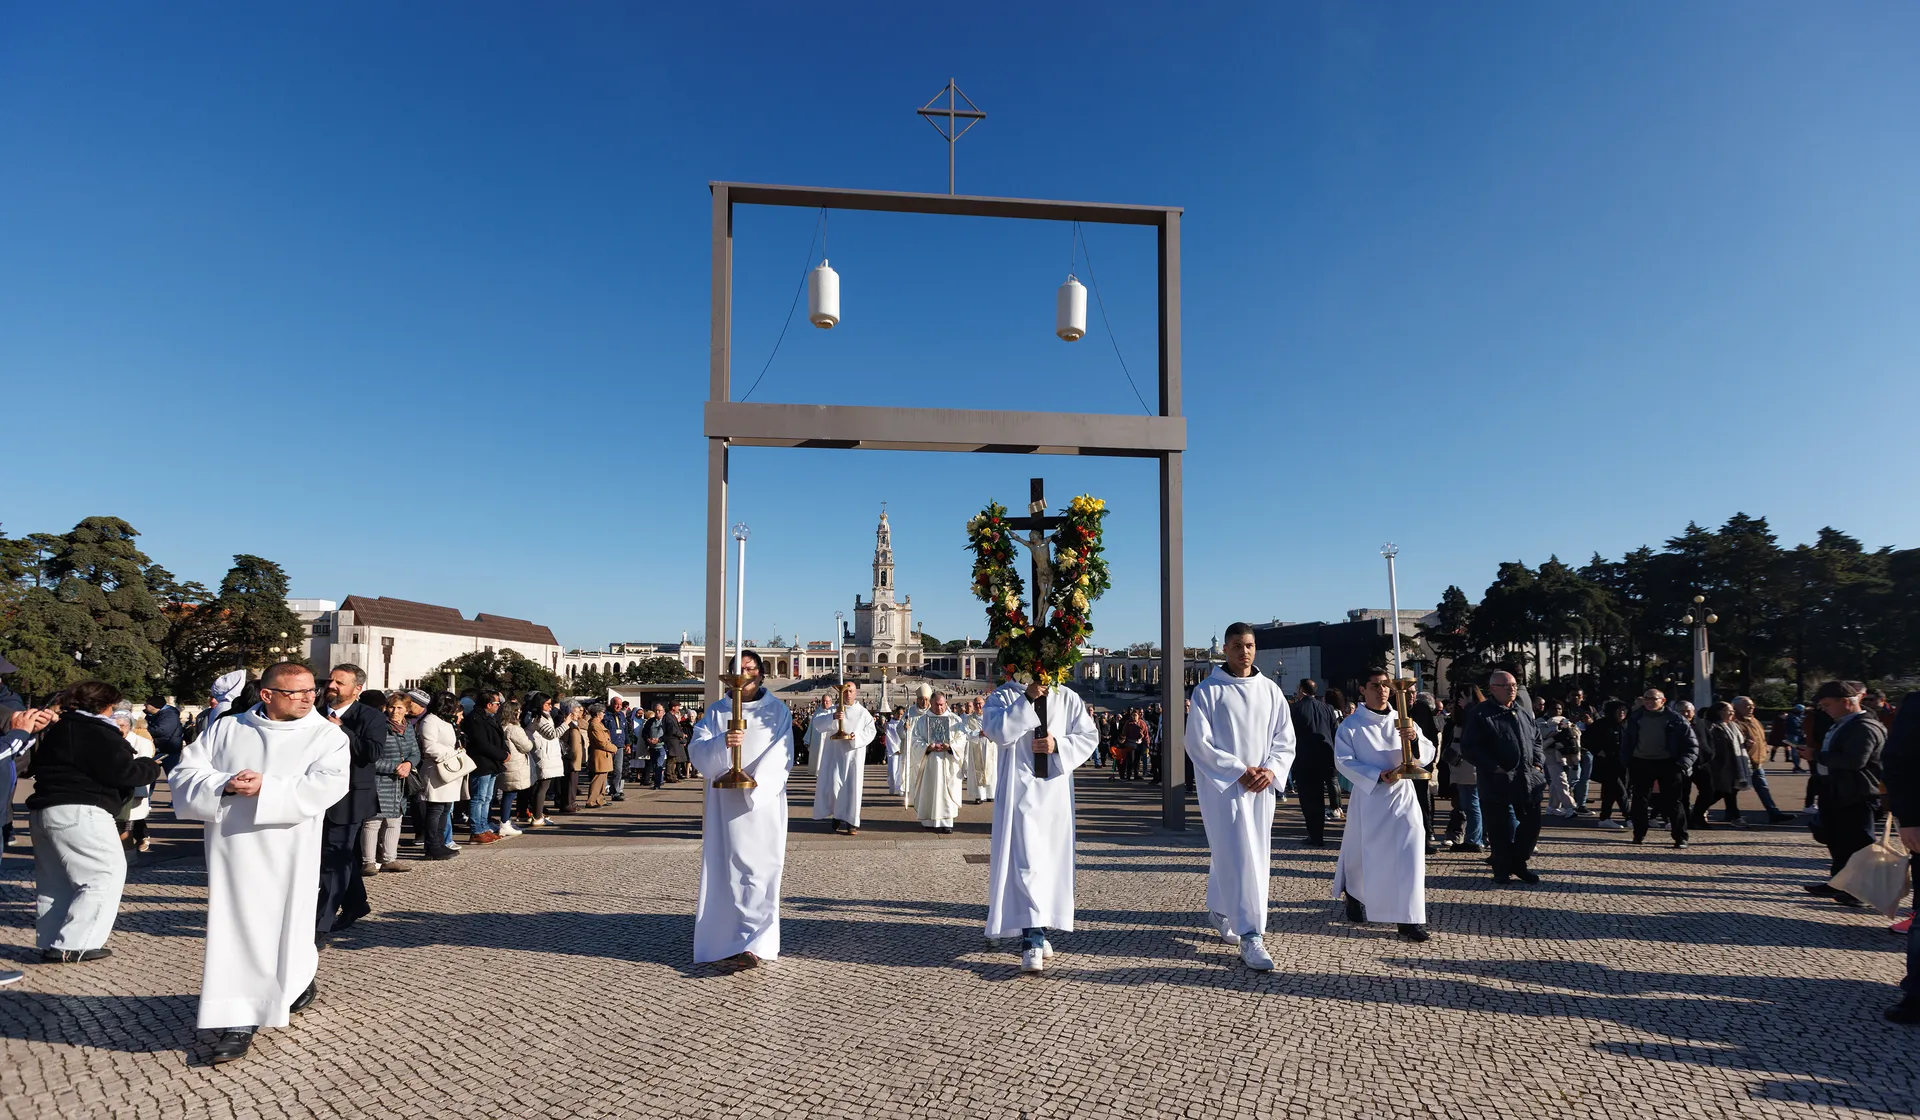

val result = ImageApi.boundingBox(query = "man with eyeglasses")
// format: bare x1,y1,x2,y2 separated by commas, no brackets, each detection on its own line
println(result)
171,661,349,1064
1458,671,1549,884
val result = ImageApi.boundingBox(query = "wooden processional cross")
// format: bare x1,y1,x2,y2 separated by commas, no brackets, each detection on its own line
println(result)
1004,478,1067,776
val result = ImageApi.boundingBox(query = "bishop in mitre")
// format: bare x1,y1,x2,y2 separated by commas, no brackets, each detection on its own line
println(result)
170,662,349,1064
982,670,1098,974
1331,667,1438,942
689,650,795,967
811,682,875,834
908,691,968,833
1184,622,1297,971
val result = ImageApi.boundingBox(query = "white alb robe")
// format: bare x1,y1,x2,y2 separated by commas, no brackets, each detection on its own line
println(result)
170,707,349,1030
964,714,996,802
689,689,794,962
981,682,1098,938
1330,706,1437,925
901,706,932,808
811,703,876,826
910,711,969,826
883,719,906,795
1184,666,1298,937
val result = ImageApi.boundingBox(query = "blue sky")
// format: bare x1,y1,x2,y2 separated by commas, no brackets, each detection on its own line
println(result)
4,2,1916,652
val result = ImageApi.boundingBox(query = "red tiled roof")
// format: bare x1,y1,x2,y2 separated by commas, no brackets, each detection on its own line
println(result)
338,596,559,646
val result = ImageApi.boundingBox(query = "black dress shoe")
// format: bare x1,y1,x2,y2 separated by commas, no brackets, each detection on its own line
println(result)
1804,882,1839,897
289,980,317,1014
210,1029,255,1064
1513,868,1540,884
1397,923,1430,942
426,850,460,861
1302,839,1326,848
1885,1000,1920,1026
1344,896,1367,923
1833,890,1866,907
40,948,113,963
1493,873,1513,884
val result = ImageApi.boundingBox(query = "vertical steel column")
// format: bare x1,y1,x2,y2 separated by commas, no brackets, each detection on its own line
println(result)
706,186,733,704
1158,211,1186,831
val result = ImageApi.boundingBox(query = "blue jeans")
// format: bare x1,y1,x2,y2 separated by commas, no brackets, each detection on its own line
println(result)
1572,751,1594,807
608,751,626,797
0,756,15,846
1020,926,1047,951
1453,783,1484,846
467,773,498,836
651,750,666,789
1748,764,1782,814
499,789,519,825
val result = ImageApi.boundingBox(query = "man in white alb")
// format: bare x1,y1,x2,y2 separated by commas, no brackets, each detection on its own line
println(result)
909,692,968,833
883,707,908,796
689,650,795,967
1184,622,1297,970
1332,668,1438,942
811,682,876,834
171,662,349,1064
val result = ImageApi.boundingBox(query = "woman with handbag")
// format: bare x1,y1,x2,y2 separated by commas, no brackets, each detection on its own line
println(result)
361,692,421,872
417,692,471,860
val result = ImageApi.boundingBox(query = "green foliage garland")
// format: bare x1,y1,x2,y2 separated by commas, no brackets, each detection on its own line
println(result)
966,495,1110,684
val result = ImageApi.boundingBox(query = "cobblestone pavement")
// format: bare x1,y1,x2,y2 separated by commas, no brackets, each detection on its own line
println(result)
1,765,1913,1119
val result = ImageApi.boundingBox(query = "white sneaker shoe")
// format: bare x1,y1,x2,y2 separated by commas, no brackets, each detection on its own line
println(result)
1597,819,1624,830
1209,912,1242,946
1240,938,1274,971
1041,938,1055,959
1020,948,1045,973
497,822,522,837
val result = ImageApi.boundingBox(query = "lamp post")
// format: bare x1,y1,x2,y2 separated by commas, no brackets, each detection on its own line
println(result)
380,635,395,689
1682,595,1718,711
834,610,845,686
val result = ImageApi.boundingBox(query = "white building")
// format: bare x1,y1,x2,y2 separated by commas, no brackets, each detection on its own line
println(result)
847,508,921,677
304,596,562,692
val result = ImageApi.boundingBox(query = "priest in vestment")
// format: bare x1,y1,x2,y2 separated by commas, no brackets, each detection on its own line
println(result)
1331,668,1438,942
882,708,907,796
170,662,349,1064
981,672,1099,974
964,697,996,804
1184,623,1297,970
901,685,934,809
909,692,968,833
689,650,794,967
811,683,876,834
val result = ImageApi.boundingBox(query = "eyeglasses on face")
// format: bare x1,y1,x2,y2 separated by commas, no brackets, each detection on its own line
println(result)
263,687,318,698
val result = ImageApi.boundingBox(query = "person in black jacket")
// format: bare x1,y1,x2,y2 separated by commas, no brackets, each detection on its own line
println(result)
26,680,165,963
315,664,384,933
1800,679,1888,905
142,697,184,768
463,690,510,842
1621,688,1700,847
1880,691,1920,1024
1288,681,1340,847
1458,671,1547,884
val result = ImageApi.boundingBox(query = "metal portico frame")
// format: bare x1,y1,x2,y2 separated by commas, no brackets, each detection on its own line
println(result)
705,181,1191,829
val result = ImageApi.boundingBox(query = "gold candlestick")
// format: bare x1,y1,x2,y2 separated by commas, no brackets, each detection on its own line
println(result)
712,671,758,789
830,702,854,741
1386,677,1430,781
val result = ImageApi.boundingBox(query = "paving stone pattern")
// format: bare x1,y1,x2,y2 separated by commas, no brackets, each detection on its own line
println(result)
0,767,1913,1119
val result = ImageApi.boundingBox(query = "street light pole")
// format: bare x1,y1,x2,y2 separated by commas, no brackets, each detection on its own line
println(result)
1683,594,1718,711
834,610,845,686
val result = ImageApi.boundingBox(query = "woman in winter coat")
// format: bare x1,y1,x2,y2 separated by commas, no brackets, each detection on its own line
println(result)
586,703,615,808
1441,688,1483,851
361,691,421,873
1691,701,1749,829
1587,700,1631,827
519,694,562,828
558,702,588,814
498,701,534,838
416,692,467,860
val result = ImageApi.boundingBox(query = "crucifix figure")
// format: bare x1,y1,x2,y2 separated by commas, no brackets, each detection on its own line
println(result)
1004,477,1068,776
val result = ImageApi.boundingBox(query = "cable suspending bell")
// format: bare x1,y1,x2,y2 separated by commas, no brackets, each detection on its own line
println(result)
1072,221,1154,416
739,207,827,403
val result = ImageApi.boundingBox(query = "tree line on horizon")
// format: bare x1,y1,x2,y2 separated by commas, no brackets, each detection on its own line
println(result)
1418,513,1919,706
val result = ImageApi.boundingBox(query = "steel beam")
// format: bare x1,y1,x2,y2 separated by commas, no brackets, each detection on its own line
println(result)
705,401,1185,457
716,182,1179,226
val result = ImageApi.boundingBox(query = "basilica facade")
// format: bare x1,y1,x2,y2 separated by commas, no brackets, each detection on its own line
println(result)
846,508,921,676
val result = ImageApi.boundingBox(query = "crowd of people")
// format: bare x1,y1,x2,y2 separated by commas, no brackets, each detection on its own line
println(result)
0,640,1915,1063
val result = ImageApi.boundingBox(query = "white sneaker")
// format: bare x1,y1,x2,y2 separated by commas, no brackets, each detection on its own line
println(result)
1209,912,1242,946
1597,819,1624,830
446,841,461,851
497,822,522,837
1041,938,1055,959
1239,939,1274,971
1020,948,1045,973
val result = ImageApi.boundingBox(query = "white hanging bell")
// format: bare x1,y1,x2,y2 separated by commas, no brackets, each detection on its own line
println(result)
1056,275,1087,342
808,260,840,329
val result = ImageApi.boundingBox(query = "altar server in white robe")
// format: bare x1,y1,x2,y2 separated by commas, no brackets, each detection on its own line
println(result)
689,650,795,967
982,672,1099,974
170,663,349,1064
811,683,876,834
964,697,996,803
803,693,836,777
883,708,908,795
909,692,968,833
1331,667,1438,942
1183,623,1297,970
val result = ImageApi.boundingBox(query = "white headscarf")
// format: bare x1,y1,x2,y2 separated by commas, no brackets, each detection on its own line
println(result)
209,670,248,720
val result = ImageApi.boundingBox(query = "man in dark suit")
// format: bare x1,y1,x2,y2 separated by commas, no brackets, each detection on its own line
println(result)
318,663,383,934
143,696,185,768
1288,679,1340,848
1459,670,1548,885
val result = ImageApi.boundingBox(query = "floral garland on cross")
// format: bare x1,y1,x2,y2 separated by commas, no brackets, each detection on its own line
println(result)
966,494,1111,685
